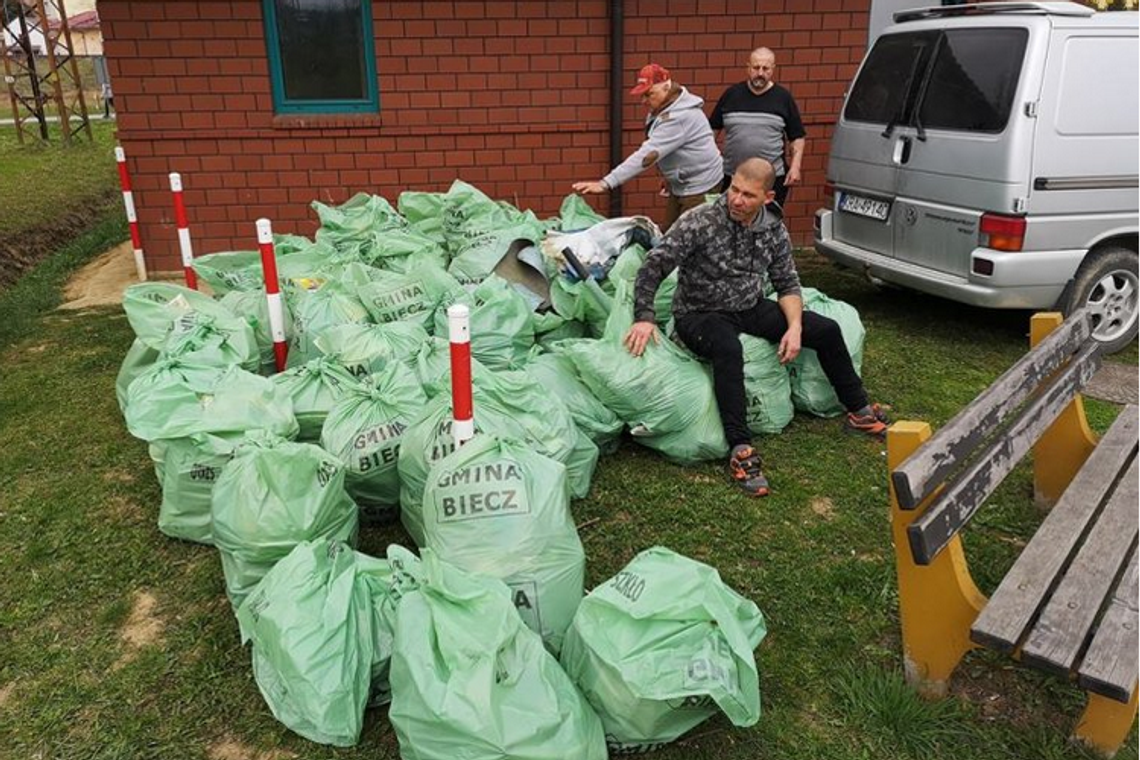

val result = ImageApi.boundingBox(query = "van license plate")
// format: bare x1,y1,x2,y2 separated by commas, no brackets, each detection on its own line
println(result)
838,193,891,222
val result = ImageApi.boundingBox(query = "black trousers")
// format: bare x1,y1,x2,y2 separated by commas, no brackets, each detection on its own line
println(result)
675,299,868,448
721,172,790,208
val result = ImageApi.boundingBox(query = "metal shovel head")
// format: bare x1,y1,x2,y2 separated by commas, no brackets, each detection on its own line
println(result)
492,238,551,309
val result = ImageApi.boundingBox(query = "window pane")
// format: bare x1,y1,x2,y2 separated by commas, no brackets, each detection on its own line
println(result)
274,0,367,101
845,32,937,124
917,29,1027,133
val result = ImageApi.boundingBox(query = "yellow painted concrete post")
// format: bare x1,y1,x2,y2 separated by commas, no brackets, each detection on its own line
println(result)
888,421,987,698
1073,688,1139,757
1030,313,1097,507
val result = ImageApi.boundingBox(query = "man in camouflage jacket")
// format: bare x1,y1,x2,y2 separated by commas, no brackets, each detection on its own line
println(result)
625,158,888,496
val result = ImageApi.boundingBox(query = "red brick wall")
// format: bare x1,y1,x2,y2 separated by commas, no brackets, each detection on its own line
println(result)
100,0,869,272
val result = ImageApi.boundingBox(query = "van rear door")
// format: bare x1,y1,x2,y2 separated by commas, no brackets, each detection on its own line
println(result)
829,31,938,259
890,26,1034,279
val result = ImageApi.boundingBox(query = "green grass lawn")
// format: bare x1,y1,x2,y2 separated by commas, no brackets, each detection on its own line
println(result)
0,117,119,239
0,223,1132,760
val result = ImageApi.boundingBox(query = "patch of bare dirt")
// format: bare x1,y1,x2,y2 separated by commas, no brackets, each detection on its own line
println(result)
60,241,136,310
810,497,836,520
0,682,15,708
208,739,297,760
114,590,165,669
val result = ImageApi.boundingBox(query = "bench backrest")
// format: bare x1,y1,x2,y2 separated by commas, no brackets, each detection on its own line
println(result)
891,308,1102,565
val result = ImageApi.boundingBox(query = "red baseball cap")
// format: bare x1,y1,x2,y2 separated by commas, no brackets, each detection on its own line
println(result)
630,63,670,95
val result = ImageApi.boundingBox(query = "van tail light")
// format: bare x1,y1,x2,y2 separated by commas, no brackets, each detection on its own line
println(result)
980,213,1026,252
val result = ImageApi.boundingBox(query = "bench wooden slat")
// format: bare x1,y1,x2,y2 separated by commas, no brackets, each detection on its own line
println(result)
969,408,1140,654
1020,457,1139,677
906,342,1102,565
891,310,1092,509
1077,547,1139,703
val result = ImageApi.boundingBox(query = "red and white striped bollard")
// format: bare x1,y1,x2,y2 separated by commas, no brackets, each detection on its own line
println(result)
256,218,289,373
448,303,475,448
114,147,147,281
169,172,198,290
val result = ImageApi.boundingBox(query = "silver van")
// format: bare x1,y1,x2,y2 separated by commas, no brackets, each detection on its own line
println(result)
814,2,1138,352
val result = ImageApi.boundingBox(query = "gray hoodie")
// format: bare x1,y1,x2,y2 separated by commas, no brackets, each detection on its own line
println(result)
602,87,723,197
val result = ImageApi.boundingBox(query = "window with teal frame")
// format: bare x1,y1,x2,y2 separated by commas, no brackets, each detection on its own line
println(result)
263,0,379,114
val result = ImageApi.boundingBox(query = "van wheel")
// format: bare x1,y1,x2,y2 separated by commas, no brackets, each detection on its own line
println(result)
1060,246,1138,354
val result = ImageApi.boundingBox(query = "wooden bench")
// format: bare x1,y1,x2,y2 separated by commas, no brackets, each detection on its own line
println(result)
887,309,1138,756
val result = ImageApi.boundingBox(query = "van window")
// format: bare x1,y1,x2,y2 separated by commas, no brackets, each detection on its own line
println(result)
1056,37,1138,136
845,32,938,124
918,29,1028,133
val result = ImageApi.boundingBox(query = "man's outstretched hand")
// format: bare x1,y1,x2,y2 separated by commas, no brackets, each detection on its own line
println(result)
573,181,607,195
624,321,660,357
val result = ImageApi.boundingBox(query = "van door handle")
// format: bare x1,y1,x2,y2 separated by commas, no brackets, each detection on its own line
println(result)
892,136,913,165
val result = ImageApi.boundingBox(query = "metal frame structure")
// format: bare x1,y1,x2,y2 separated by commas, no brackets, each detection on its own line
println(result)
1,0,91,143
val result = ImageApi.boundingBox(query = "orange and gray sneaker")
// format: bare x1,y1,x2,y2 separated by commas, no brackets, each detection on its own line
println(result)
726,444,770,497
845,403,890,439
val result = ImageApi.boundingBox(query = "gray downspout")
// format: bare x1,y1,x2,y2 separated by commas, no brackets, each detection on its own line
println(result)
608,0,623,217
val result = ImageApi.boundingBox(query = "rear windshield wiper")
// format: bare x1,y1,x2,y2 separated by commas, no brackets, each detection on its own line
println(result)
881,50,928,139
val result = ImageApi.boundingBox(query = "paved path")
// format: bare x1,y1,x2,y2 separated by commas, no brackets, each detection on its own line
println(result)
1085,361,1139,406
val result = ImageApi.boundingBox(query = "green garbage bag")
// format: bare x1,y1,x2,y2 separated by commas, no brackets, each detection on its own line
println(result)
122,282,239,350
157,432,238,545
411,336,468,399
313,192,408,259
442,181,545,285
560,547,768,754
422,434,584,653
313,321,428,381
397,190,447,245
125,360,298,442
479,369,598,500
433,275,536,369
219,289,295,376
533,309,590,348
558,193,607,231
523,349,624,455
116,338,160,413
606,244,678,328
284,282,371,369
388,547,607,760
558,282,727,464
397,371,594,546
211,432,359,611
741,335,794,435
236,539,376,747
270,358,360,442
363,226,449,273
786,288,865,418
273,233,319,256
191,250,263,295
277,241,355,287
320,362,428,523
356,258,464,333
160,312,260,374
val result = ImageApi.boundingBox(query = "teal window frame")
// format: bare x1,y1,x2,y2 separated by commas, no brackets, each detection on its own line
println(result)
262,0,380,115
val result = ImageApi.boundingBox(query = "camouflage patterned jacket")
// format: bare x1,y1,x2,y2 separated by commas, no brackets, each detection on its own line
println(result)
633,195,802,323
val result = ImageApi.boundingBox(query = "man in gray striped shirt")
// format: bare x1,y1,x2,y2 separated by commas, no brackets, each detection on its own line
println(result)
709,48,806,210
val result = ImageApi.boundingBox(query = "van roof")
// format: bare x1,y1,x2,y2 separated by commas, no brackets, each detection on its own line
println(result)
893,2,1095,24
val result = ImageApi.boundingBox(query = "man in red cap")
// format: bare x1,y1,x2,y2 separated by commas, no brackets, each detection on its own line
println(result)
573,63,723,229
